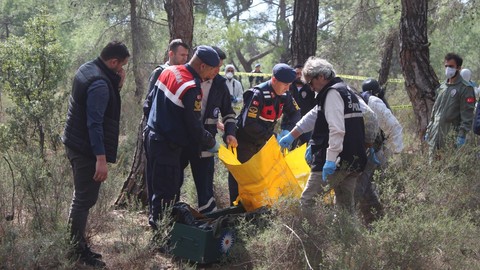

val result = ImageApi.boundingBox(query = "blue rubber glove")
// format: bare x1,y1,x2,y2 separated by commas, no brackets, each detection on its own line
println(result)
232,97,238,103
424,133,429,141
305,145,312,163
276,129,290,142
278,133,294,148
322,160,336,182
207,141,220,153
369,148,380,165
456,136,466,148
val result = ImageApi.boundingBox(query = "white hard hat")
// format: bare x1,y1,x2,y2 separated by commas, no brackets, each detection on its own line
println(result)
460,68,472,81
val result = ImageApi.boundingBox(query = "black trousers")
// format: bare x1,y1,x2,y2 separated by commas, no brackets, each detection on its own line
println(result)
66,146,101,251
181,146,216,214
227,140,263,205
145,129,183,229
354,149,385,225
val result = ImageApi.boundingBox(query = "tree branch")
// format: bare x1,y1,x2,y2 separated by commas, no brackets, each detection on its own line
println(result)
318,19,333,29
338,6,380,36
137,16,168,26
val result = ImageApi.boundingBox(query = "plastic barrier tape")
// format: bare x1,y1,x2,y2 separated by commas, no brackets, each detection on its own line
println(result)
219,71,404,83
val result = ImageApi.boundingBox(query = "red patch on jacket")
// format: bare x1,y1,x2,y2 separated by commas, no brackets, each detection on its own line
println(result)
466,97,476,104
252,100,259,106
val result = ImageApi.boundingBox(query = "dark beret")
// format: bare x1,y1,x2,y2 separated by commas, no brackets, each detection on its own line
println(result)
195,45,220,67
273,63,296,83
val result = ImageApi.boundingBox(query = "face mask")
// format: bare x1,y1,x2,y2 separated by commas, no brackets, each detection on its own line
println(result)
445,67,457,79
226,72,234,79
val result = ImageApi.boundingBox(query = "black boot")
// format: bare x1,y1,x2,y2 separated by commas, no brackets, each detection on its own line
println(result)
85,245,102,259
78,250,106,268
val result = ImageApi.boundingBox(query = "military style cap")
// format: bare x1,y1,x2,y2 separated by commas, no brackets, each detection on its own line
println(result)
272,63,296,83
195,45,220,67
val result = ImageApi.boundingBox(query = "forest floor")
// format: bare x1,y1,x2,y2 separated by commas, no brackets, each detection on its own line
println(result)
82,204,237,269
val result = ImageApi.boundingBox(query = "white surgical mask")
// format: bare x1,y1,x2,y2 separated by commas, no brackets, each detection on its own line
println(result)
226,72,234,79
445,67,457,79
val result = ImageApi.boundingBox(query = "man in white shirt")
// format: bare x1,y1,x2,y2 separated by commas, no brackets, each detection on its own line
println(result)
279,57,367,214
224,64,244,106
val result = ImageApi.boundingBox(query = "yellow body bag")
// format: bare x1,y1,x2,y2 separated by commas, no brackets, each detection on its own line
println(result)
219,136,309,211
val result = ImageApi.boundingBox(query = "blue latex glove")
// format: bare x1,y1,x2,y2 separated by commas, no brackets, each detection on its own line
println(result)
276,129,290,142
232,97,238,103
369,148,380,165
207,141,220,153
322,160,336,182
456,136,466,147
278,133,294,148
305,145,312,163
424,133,429,141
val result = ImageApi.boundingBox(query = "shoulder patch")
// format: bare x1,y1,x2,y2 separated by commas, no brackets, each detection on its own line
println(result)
466,96,476,104
194,100,202,111
248,106,258,118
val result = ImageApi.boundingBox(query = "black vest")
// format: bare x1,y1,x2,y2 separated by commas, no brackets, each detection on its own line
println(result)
311,78,367,172
62,58,121,163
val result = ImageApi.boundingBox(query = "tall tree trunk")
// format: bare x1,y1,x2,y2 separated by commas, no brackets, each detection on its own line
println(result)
116,0,195,207
278,0,290,63
114,117,148,207
378,28,397,88
399,0,438,137
164,0,194,49
130,0,146,99
291,0,319,66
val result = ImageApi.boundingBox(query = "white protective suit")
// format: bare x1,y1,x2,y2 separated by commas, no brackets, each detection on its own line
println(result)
366,95,404,153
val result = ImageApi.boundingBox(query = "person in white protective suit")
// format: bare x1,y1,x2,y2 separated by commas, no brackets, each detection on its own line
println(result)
355,78,404,225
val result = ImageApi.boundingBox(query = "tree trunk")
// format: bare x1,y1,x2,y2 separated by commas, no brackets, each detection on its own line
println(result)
399,0,438,137
278,0,290,63
116,0,195,208
378,28,397,88
291,0,319,66
115,117,148,207
129,0,147,99
164,0,194,49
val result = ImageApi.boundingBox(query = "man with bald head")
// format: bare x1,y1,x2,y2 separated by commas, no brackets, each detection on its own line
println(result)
145,45,221,229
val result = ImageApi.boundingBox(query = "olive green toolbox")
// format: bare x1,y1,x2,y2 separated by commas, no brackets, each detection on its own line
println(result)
169,205,245,264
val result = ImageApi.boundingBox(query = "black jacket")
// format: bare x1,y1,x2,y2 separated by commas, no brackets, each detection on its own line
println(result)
236,81,301,145
62,58,121,163
289,82,316,117
143,64,168,119
201,74,237,147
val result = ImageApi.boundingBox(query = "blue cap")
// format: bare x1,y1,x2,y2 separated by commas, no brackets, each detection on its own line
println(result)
272,63,296,83
195,45,220,67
